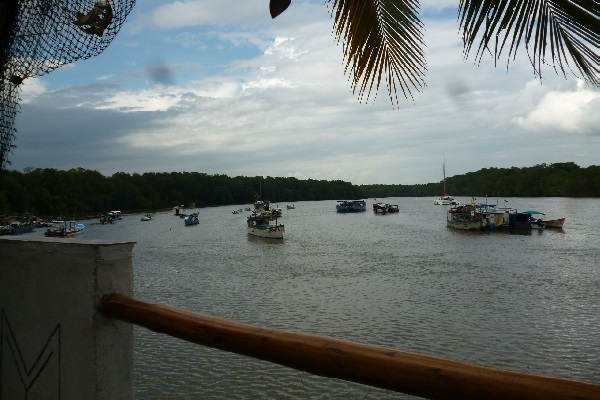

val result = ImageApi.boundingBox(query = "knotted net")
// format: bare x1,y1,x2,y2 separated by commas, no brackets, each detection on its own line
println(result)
0,0,136,169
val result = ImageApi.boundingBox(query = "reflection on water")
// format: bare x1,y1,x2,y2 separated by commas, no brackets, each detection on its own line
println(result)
75,197,599,399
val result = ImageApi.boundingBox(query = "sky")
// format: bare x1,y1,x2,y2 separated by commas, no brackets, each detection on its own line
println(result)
11,0,600,185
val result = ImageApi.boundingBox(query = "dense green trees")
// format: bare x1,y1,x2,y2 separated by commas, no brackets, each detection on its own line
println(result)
0,163,598,217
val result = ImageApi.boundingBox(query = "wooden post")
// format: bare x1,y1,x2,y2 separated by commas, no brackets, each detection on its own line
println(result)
100,293,599,400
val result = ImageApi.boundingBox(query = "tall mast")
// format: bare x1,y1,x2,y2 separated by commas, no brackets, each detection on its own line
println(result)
442,155,446,194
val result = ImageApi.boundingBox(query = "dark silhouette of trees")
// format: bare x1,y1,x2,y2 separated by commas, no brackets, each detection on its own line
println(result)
0,163,598,216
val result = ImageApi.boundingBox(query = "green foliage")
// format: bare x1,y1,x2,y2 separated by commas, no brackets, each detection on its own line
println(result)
0,163,598,216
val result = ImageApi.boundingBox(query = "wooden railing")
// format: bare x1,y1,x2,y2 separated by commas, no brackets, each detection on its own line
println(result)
99,293,599,400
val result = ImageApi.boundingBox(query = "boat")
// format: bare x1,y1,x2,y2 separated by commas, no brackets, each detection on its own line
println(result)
373,203,399,214
434,195,460,205
100,211,120,224
447,204,484,231
6,221,35,235
246,199,284,239
44,221,85,237
336,200,367,212
184,213,199,226
388,204,399,213
270,206,283,217
286,204,295,210
140,213,153,221
543,218,565,228
232,209,243,214
247,212,284,239
508,210,546,229
173,205,185,216
434,158,460,205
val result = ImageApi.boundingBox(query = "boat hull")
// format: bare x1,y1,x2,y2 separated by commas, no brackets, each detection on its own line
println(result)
336,200,367,212
247,225,284,239
447,220,482,231
543,218,565,228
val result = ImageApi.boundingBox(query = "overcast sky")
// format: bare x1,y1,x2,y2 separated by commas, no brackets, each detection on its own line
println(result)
11,0,600,185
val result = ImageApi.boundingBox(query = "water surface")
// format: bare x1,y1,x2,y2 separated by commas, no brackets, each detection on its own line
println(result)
71,197,600,399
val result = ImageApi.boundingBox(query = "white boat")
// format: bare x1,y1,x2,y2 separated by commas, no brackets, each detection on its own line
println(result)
434,195,459,205
247,215,284,239
140,213,153,221
247,199,284,239
434,158,459,205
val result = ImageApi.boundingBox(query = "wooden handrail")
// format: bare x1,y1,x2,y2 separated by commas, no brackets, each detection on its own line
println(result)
99,293,599,400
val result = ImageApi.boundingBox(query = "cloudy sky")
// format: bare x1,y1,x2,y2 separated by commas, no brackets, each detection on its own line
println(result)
11,0,600,185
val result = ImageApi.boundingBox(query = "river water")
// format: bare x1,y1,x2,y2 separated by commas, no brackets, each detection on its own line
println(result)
66,197,599,399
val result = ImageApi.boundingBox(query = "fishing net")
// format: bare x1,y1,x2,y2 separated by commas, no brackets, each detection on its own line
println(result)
0,0,136,170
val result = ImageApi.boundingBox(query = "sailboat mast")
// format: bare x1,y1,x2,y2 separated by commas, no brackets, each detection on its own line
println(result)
443,163,446,193
442,156,446,194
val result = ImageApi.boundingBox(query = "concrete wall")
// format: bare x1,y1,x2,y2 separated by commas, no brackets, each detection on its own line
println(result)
0,237,135,400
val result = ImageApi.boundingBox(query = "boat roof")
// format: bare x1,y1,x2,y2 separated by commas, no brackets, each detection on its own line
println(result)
522,210,545,215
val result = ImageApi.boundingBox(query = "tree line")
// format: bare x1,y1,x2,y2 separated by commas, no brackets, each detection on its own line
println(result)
0,162,597,217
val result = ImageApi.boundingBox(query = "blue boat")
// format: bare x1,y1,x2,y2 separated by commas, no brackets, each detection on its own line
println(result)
336,200,367,212
184,213,199,226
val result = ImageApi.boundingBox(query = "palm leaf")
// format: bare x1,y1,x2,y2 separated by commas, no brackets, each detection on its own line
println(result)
458,0,599,86
327,0,426,106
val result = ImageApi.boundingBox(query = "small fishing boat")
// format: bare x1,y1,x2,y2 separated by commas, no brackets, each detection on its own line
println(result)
140,213,153,221
246,199,284,239
232,209,243,214
373,203,399,214
509,210,545,229
184,213,199,226
336,200,367,212
44,221,85,237
447,204,483,231
543,218,565,228
7,221,35,235
286,204,295,210
247,213,284,239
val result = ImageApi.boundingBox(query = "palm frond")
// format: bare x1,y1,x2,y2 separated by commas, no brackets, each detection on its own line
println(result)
328,0,426,106
458,0,599,86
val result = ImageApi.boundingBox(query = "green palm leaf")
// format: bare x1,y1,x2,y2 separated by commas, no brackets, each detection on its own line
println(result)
458,0,599,85
328,0,426,106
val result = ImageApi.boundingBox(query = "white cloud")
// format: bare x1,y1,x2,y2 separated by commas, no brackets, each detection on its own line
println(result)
514,80,600,134
18,79,47,104
11,1,599,184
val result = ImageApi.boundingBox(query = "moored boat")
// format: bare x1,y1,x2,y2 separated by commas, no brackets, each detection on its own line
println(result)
286,204,295,210
434,194,460,205
7,221,35,235
247,213,284,239
140,213,153,221
434,158,459,205
509,210,545,229
246,199,284,238
447,204,483,231
44,221,85,237
184,213,199,226
373,203,399,214
543,218,565,228
336,200,367,212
